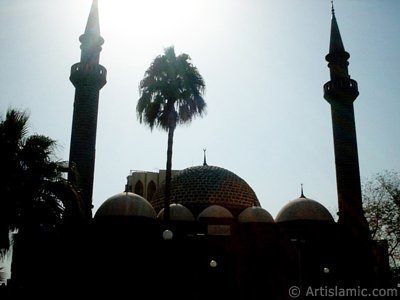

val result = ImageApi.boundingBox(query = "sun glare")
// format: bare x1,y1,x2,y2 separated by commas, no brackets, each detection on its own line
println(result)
93,0,233,66
100,0,209,43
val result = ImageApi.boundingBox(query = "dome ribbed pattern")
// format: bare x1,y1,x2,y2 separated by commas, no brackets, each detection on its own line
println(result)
150,165,259,217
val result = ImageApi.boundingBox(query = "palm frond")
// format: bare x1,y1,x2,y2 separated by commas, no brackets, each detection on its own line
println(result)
0,109,30,143
137,46,206,132
0,108,83,252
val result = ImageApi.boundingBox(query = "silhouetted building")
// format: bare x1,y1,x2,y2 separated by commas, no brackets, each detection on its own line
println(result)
126,169,181,200
5,1,391,299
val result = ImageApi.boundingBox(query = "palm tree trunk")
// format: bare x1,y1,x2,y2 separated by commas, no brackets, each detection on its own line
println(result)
164,123,175,228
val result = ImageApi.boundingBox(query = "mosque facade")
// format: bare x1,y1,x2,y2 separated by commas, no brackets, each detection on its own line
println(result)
4,1,392,299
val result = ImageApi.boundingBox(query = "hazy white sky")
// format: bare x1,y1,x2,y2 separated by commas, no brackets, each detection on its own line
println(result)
0,0,399,218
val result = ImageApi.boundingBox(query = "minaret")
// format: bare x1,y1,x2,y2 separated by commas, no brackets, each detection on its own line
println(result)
69,0,107,219
323,3,369,235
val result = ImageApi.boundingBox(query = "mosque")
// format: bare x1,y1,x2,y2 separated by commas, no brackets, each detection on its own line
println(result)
5,1,391,299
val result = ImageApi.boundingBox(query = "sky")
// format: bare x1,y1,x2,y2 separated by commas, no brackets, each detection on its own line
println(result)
0,0,399,221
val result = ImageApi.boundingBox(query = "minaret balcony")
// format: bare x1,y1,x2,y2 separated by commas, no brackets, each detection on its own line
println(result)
70,63,107,88
323,78,359,104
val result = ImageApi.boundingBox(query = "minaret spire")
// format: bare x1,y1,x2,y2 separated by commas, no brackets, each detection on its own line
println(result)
84,0,100,36
329,1,346,55
79,0,104,65
69,0,107,219
323,4,368,234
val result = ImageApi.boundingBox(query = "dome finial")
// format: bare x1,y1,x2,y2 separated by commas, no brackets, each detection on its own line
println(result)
300,183,306,198
203,148,208,166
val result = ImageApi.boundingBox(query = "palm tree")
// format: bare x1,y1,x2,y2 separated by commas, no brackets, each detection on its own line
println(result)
0,109,84,254
137,46,206,227
0,109,85,291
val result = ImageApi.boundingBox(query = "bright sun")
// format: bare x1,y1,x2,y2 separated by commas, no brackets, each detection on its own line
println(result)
94,0,227,61
99,0,207,41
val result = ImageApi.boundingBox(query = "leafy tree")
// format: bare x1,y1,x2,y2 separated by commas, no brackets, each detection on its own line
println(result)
0,109,83,255
137,46,206,224
362,170,400,275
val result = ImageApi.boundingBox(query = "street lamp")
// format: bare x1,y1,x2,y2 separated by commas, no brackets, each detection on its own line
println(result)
162,229,173,240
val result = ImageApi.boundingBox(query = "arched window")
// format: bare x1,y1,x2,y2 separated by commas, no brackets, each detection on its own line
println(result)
147,181,156,200
134,180,144,196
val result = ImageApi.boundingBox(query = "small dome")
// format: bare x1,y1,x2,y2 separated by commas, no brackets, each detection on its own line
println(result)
157,203,195,221
198,205,233,220
275,195,334,222
95,192,157,219
238,206,274,223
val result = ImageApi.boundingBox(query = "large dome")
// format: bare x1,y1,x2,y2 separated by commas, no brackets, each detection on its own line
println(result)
275,194,334,222
150,165,260,217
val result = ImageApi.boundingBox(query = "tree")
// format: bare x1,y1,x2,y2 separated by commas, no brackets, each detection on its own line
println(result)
362,170,400,275
0,109,84,255
137,46,206,226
